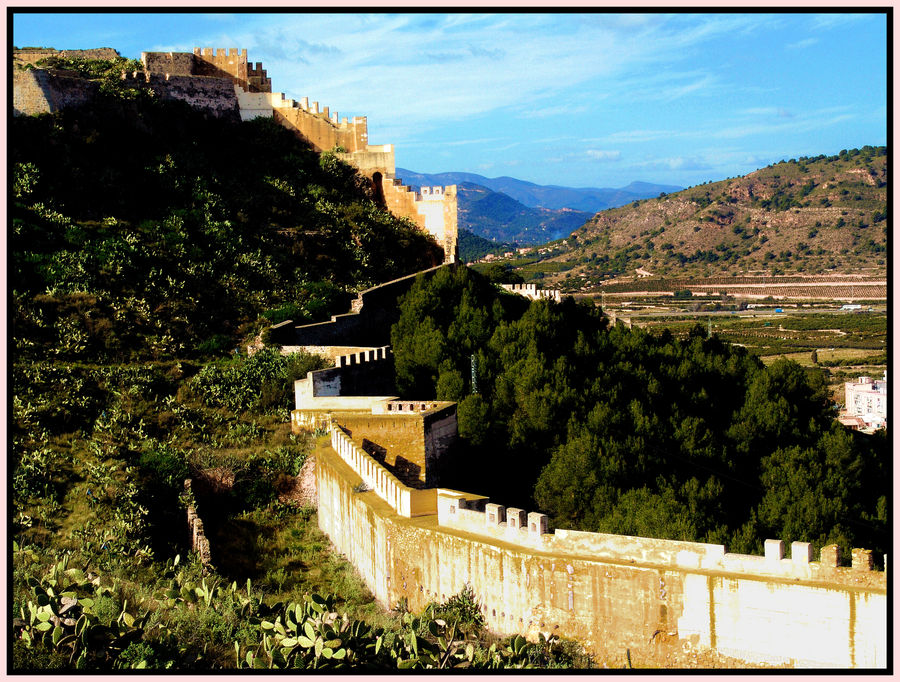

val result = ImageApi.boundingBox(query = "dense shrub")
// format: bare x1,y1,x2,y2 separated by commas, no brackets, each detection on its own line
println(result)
191,348,327,414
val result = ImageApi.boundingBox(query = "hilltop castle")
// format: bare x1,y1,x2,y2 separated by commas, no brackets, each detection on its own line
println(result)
14,45,886,670
13,46,458,264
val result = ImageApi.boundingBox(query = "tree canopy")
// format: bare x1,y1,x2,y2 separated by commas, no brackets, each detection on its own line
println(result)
12,94,441,363
390,268,888,559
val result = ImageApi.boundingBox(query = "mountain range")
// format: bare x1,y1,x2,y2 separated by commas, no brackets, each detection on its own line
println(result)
396,169,681,213
396,169,682,246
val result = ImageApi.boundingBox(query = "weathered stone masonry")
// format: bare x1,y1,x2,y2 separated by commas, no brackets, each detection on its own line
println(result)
13,46,458,263
183,479,212,567
314,429,886,668
270,263,451,349
141,47,458,263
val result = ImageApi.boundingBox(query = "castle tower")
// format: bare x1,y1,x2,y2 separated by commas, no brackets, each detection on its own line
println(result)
142,47,459,262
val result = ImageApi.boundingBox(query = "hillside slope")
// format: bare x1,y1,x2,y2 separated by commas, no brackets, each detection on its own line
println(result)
11,86,441,361
540,148,887,284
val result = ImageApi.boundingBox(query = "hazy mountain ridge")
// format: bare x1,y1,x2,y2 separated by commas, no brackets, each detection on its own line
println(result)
397,168,681,212
397,169,680,245
455,182,591,245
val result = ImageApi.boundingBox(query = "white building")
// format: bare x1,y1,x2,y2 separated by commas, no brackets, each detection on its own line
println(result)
842,372,887,432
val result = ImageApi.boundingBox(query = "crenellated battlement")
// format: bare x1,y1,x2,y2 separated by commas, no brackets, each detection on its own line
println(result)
435,487,884,585
119,70,149,84
292,344,396,413
378,177,458,262
317,428,886,668
500,282,562,302
304,260,886,666
196,47,246,59
333,346,391,368
330,427,437,517
190,46,271,93
17,44,457,262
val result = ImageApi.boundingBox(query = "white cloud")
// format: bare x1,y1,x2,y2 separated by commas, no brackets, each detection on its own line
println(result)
712,112,854,140
586,149,621,161
739,107,794,118
787,37,818,50
634,156,713,172
183,13,777,132
809,13,875,32
602,129,677,144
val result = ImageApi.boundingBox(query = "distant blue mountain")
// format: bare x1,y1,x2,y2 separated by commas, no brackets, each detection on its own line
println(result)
451,181,592,245
396,169,682,213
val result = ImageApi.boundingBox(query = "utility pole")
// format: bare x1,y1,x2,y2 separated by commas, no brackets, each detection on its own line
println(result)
470,354,478,394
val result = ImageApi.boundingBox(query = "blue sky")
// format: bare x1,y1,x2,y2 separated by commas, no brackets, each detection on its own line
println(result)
13,11,888,189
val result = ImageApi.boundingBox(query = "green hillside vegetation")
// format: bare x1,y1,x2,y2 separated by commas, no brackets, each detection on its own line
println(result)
391,268,887,560
12,93,441,363
457,183,592,244
12,82,596,670
457,228,517,263
535,148,887,284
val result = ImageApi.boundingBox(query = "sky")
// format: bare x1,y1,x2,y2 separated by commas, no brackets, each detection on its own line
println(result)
11,11,888,190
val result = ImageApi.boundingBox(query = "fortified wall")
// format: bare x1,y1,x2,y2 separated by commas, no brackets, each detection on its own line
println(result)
283,269,887,669
141,47,458,262
500,282,562,302
314,423,886,668
12,45,458,263
291,344,457,489
270,263,451,348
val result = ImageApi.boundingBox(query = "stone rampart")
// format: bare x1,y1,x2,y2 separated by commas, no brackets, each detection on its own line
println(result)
272,101,368,154
316,441,886,668
294,346,396,408
291,343,457,487
337,403,457,488
290,345,382,363
13,68,99,116
183,479,212,567
382,178,458,263
14,47,121,67
194,47,271,92
272,264,450,348
337,145,395,176
144,73,240,120
500,282,562,302
143,47,270,93
329,427,437,517
14,44,458,263
291,345,397,432
141,50,196,77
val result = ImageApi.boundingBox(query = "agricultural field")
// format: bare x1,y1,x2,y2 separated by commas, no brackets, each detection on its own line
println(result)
567,274,887,301
597,306,887,408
